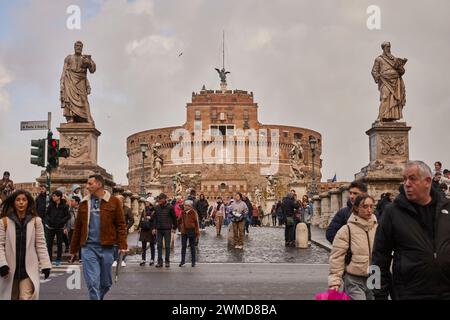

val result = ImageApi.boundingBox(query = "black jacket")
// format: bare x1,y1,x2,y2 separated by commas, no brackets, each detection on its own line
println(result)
281,197,299,220
196,199,209,218
44,202,71,229
8,213,33,280
35,193,47,219
154,203,177,230
326,200,352,244
372,187,450,300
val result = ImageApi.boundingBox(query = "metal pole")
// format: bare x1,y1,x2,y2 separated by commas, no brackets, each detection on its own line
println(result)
311,151,316,195
140,152,145,197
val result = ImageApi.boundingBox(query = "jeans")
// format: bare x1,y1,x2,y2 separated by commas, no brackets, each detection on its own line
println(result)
272,216,277,226
215,216,224,235
344,273,374,300
81,244,114,300
181,234,196,264
142,241,155,261
46,228,64,261
232,220,245,247
157,229,172,264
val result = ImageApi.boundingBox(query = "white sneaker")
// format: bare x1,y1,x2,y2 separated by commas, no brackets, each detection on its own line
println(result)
112,261,117,267
121,261,126,267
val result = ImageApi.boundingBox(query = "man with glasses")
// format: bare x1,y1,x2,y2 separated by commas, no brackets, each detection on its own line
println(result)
70,174,127,300
372,161,450,299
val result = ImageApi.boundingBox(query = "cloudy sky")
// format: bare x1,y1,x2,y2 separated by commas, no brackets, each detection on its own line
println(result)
0,0,449,185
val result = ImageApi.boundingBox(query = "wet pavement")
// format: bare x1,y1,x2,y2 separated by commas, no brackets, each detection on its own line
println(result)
126,225,330,264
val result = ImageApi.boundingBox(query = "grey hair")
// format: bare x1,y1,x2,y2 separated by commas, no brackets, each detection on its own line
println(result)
405,161,432,179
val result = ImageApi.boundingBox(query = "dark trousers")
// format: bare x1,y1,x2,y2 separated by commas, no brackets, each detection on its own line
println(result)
245,218,250,233
252,216,259,226
285,224,295,243
157,229,172,264
142,241,155,261
181,234,196,265
272,216,277,226
306,223,312,241
46,228,64,261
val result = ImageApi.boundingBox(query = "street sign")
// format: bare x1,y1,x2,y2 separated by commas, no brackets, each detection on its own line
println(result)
20,121,49,131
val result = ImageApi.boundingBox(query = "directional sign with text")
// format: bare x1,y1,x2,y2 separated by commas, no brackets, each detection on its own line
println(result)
20,121,49,131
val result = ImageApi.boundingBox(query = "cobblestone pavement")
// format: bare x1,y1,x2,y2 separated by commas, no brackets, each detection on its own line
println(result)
126,225,330,264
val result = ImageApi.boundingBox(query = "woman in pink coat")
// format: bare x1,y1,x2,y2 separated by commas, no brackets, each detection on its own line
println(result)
0,190,52,300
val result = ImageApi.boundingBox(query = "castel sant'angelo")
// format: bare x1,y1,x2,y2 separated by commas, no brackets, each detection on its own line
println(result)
126,64,322,200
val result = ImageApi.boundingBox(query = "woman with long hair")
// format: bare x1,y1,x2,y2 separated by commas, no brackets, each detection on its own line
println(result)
0,190,51,300
328,194,378,300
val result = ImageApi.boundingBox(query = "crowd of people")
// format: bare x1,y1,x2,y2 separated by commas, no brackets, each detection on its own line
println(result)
1,159,450,300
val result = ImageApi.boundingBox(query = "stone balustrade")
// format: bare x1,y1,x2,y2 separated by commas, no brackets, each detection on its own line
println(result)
312,184,350,229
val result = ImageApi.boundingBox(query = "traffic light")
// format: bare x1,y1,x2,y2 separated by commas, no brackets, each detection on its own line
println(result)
30,139,46,167
46,131,70,170
47,137,59,168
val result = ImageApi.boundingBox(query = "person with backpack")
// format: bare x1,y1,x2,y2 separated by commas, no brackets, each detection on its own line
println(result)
328,194,378,300
0,190,51,300
281,192,299,247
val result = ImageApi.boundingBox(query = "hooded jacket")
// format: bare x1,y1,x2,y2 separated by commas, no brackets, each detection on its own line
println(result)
328,213,378,287
372,187,450,300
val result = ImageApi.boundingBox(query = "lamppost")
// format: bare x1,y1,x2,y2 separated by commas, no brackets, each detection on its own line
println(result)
309,135,318,196
140,142,148,197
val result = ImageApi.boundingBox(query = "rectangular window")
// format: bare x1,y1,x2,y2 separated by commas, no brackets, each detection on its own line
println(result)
211,110,217,120
283,131,289,138
194,120,202,131
219,112,225,121
195,110,201,120
243,110,249,120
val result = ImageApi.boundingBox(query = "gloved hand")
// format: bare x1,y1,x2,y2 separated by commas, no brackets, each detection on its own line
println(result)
0,265,10,278
42,268,51,279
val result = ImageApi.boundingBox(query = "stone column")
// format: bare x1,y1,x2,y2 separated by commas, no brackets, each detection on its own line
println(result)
131,193,140,231
319,192,330,229
340,185,349,209
312,195,321,227
329,188,341,226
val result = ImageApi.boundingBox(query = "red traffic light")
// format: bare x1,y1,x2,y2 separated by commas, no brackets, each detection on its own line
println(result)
51,139,57,148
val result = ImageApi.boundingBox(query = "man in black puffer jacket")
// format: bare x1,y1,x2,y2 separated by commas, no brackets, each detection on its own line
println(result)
35,185,48,219
153,193,177,268
372,161,450,300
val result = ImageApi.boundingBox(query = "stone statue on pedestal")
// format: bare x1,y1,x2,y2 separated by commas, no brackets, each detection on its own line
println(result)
60,41,96,123
371,41,407,122
254,186,263,207
265,175,276,199
289,140,305,183
151,143,163,183
174,172,183,196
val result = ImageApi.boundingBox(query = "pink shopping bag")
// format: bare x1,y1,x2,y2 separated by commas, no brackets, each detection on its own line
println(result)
315,289,350,300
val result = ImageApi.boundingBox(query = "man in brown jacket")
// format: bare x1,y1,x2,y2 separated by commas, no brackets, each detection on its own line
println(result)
70,174,127,300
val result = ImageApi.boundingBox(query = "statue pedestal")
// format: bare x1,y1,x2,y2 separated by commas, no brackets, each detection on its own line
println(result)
264,198,276,226
355,121,411,200
36,123,114,191
146,182,164,197
288,182,308,199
